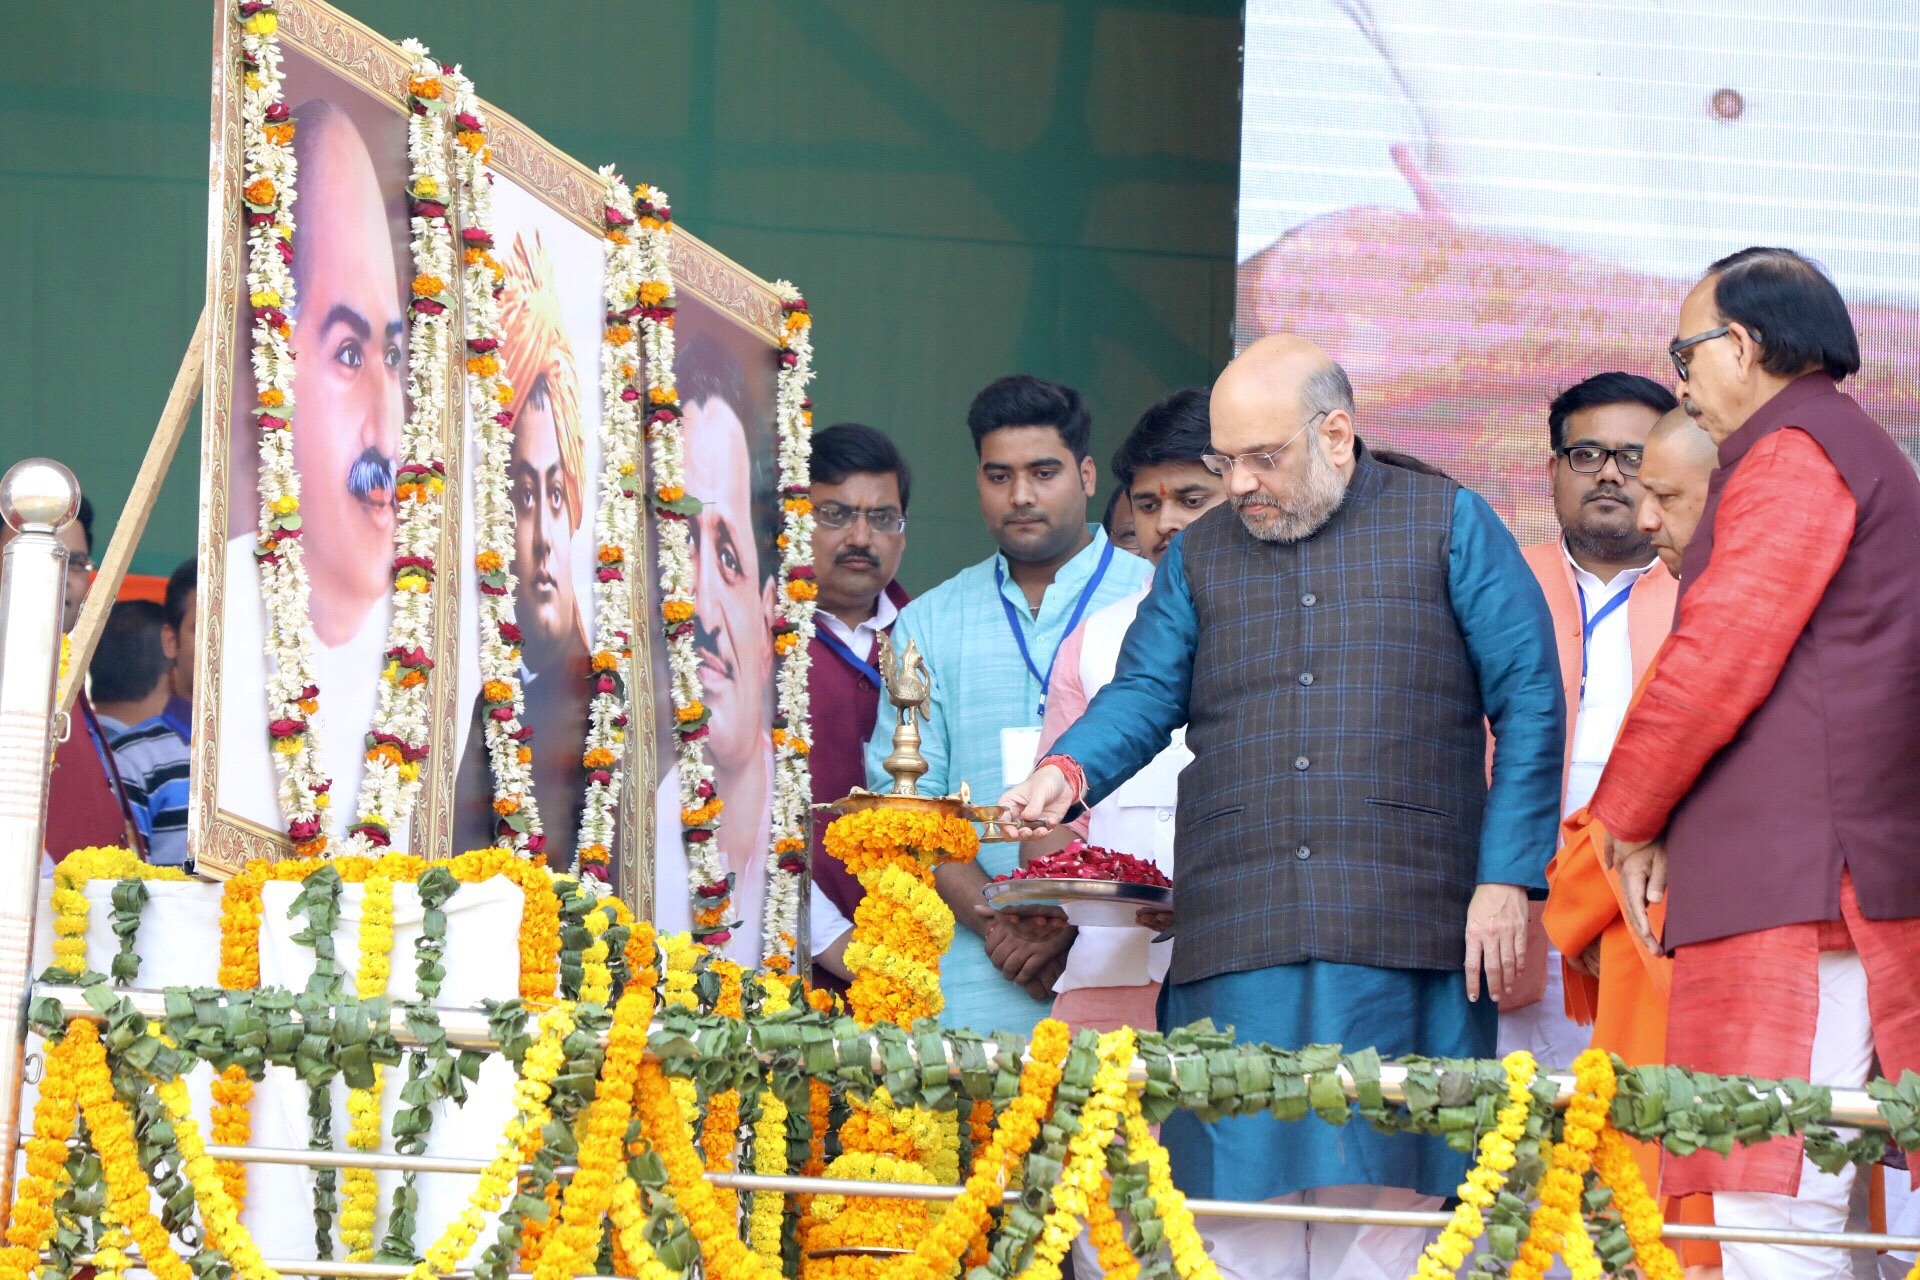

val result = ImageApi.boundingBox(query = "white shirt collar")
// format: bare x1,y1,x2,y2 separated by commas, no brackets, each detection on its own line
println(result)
818,589,899,654
1561,539,1656,608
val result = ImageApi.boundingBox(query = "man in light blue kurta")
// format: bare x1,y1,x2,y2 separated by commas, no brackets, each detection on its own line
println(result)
1001,338,1562,1279
866,375,1150,1036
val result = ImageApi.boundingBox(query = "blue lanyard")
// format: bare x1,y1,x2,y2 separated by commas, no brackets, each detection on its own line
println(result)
994,539,1115,718
817,626,883,690
1576,582,1633,699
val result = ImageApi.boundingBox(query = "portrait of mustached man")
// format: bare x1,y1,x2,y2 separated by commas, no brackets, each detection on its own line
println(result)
453,231,596,865
219,97,408,834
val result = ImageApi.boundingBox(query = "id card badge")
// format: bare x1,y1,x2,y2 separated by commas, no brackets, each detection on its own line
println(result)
1001,725,1044,789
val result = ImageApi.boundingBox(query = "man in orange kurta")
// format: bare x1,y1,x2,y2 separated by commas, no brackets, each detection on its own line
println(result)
1545,407,1721,1269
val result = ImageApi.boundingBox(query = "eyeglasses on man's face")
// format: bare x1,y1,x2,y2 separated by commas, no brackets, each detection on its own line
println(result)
1668,325,1739,381
814,502,906,534
1557,444,1644,477
1202,410,1328,476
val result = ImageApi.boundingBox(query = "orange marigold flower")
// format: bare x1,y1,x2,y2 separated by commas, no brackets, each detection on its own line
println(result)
264,123,295,146
399,670,427,688
597,545,624,564
773,633,799,655
368,743,404,766
495,384,515,405
475,549,502,573
639,281,670,306
591,650,620,672
583,747,617,770
457,130,485,153
662,600,694,624
578,843,610,866
675,702,705,724
517,747,533,764
408,75,442,100
695,904,729,929
412,274,446,298
787,579,819,601
493,796,521,816
773,838,807,855
467,353,499,377
483,679,514,702
243,178,276,206
784,496,813,515
656,485,685,503
605,229,631,246
648,385,676,405
605,324,634,346
259,388,286,408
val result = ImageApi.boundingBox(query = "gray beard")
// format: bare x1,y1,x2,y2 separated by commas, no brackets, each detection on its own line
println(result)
1234,436,1348,543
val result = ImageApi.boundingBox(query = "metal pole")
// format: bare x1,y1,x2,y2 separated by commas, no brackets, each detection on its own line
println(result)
31,982,1895,1131
0,460,82,1214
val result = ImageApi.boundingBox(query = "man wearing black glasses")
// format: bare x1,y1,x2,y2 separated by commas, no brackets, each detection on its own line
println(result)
803,422,913,987
1589,247,1920,1280
1497,372,1679,1074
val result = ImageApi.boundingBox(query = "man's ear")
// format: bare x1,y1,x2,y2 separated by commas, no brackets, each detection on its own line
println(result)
1323,408,1357,468
1731,322,1764,378
161,624,180,664
1079,455,1097,498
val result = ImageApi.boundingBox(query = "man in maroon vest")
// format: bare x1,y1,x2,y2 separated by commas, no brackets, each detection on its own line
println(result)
804,423,912,986
1590,246,1920,1280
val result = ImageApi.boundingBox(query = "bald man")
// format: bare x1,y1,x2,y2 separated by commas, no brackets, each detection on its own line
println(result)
1001,336,1564,1280
1638,407,1719,578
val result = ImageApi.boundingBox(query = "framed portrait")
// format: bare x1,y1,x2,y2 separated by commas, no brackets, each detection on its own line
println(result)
192,0,795,936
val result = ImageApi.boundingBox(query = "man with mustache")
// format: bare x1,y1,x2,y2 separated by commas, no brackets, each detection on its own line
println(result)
1000,336,1563,1279
866,374,1151,1035
1590,248,1920,1280
453,232,592,863
220,98,406,834
1498,372,1679,1074
652,333,781,963
801,423,913,987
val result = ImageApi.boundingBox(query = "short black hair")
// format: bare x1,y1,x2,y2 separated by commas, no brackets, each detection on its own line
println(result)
1101,485,1130,533
164,557,197,634
677,333,779,587
91,599,169,705
1708,247,1861,383
811,423,912,512
1546,372,1679,453
966,375,1091,460
76,494,94,555
1112,388,1211,490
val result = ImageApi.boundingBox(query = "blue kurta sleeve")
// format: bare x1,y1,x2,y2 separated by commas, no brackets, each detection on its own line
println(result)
863,602,952,799
1449,488,1565,891
1053,535,1198,804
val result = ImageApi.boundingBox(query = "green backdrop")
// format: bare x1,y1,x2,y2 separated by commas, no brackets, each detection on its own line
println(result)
0,0,1238,590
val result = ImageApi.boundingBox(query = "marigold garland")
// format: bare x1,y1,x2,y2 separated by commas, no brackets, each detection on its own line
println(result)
342,876,396,1261
1593,1127,1683,1280
636,1058,783,1280
574,169,649,878
747,1078,790,1262
607,1176,679,1280
1088,1176,1140,1280
49,846,189,977
1511,1048,1616,1280
211,1062,256,1212
1121,1093,1217,1280
444,63,543,857
761,281,816,965
702,960,747,1223
1413,1050,1539,1280
1019,1028,1138,1280
65,1022,194,1280
0,1029,81,1280
233,0,331,852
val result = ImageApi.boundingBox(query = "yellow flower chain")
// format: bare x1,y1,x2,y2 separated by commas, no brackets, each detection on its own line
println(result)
578,897,615,1007
533,948,656,1280
1017,1027,1139,1280
747,1078,789,1261
607,1176,679,1280
65,1021,194,1280
1512,1048,1615,1280
1122,1093,1218,1280
50,846,189,975
342,876,395,1261
0,1029,82,1280
636,1057,783,1280
1414,1050,1539,1280
92,1221,132,1280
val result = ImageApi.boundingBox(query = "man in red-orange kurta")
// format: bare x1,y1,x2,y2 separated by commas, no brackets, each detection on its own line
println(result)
1590,248,1920,1280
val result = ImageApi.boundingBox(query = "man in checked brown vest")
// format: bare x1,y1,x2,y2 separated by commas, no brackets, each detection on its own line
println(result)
1592,247,1920,1280
1000,335,1565,1280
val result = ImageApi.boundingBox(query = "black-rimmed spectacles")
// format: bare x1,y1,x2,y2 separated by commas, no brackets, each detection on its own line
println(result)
1558,445,1643,477
1668,325,1736,381
815,502,906,534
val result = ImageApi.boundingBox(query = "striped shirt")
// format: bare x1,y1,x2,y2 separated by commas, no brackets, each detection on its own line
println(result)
96,714,192,868
865,526,1152,1034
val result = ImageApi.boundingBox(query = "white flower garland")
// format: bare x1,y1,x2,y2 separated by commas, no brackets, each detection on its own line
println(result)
337,41,453,856
631,185,731,942
234,0,332,854
762,284,816,966
574,169,649,881
445,64,544,857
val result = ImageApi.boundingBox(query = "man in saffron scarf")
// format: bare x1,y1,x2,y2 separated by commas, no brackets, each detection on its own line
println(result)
1593,248,1920,1280
1545,406,1721,1275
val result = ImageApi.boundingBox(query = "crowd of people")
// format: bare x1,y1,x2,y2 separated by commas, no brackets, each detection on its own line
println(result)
807,247,1920,1280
